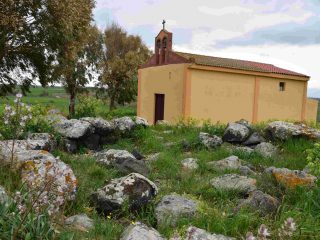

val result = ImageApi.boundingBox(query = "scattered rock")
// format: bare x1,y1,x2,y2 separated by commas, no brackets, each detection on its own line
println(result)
135,117,149,127
0,186,9,204
210,174,256,194
64,139,78,153
242,132,265,146
112,117,136,132
181,139,192,151
20,150,77,202
254,142,278,158
232,146,254,154
267,167,317,188
54,119,93,139
235,190,279,216
266,121,320,141
199,132,223,149
65,214,94,232
207,155,241,171
27,133,56,152
181,158,198,170
155,194,197,226
156,120,169,125
90,173,157,215
131,149,145,160
185,226,235,240
145,153,161,162
82,133,100,150
81,117,114,136
222,122,251,143
239,166,256,176
120,223,165,240
95,149,149,176
236,119,252,130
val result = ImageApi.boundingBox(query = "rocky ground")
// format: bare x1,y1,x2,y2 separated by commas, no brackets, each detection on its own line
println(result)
0,113,320,239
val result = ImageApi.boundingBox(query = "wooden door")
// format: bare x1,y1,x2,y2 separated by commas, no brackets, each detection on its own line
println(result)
154,94,165,124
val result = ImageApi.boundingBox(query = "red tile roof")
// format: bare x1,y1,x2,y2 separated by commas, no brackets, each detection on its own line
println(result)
175,51,309,78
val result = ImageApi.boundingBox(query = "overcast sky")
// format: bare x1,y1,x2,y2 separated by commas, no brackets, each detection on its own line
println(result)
94,0,320,97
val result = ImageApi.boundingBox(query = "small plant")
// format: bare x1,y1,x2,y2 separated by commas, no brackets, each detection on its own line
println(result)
1,93,32,166
306,142,320,176
74,95,102,118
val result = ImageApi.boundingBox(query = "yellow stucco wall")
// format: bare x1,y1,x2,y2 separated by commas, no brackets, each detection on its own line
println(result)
188,69,255,123
305,98,319,122
257,77,305,121
138,64,186,124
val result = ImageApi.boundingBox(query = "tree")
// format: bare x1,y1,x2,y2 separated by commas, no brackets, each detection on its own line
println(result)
0,0,53,95
48,0,102,117
99,23,151,111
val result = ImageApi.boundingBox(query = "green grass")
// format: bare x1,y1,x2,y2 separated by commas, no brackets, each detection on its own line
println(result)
21,124,317,239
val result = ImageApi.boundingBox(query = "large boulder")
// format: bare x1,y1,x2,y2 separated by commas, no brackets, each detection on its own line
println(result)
155,194,197,226
135,117,149,128
53,119,93,139
95,149,149,176
181,158,199,170
199,132,223,149
266,167,317,188
254,142,278,158
210,174,257,194
185,226,235,240
234,190,279,216
266,121,320,141
27,133,56,152
65,214,94,232
120,223,165,240
20,151,77,213
242,132,265,146
90,173,157,215
207,155,242,171
222,122,251,143
112,117,136,132
80,117,114,136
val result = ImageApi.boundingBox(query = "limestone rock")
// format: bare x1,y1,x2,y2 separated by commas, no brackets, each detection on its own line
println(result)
235,190,280,216
267,167,317,188
95,149,149,176
199,132,223,149
236,119,252,130
222,123,251,143
27,133,56,151
64,139,78,153
135,117,149,127
266,121,320,141
65,214,94,232
120,223,165,240
131,149,145,160
83,133,100,150
210,174,256,194
90,173,157,215
145,153,161,162
181,158,198,170
239,166,256,176
207,155,241,171
53,119,93,139
80,117,114,135
242,132,265,146
155,194,197,226
254,142,278,158
185,226,235,240
112,117,136,132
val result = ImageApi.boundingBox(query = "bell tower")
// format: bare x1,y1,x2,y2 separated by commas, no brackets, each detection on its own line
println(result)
155,20,173,65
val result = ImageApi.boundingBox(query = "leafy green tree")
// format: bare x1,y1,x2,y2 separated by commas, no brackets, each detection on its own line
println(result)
48,0,102,117
0,0,53,95
99,23,151,111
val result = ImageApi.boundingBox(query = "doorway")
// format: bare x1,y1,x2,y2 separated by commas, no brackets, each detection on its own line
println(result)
154,94,165,124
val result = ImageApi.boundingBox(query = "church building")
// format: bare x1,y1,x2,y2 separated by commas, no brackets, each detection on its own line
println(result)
137,25,318,124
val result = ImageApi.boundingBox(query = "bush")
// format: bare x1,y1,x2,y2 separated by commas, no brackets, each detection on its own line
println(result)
306,142,320,176
75,95,102,118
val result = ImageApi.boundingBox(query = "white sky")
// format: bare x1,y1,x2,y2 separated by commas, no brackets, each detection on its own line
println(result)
94,0,320,97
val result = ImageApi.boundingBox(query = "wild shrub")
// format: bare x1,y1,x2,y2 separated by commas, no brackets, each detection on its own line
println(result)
74,95,102,118
306,142,320,176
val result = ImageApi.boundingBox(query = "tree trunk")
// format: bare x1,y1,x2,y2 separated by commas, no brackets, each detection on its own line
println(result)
109,95,116,111
69,92,76,118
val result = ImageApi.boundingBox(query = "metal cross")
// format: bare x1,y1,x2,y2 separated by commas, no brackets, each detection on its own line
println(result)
162,19,166,30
